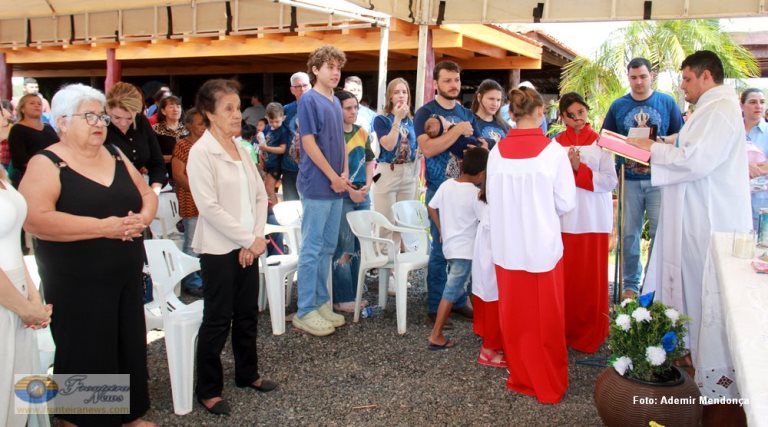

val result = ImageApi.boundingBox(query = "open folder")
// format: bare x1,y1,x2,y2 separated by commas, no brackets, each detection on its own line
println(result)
597,129,651,165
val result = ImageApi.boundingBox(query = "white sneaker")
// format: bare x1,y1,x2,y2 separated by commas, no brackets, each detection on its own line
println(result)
292,310,335,336
317,304,346,327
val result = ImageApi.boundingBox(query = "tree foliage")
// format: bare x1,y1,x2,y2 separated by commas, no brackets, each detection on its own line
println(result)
559,19,759,126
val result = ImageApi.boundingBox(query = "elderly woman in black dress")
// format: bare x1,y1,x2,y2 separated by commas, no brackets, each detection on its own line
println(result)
20,84,158,427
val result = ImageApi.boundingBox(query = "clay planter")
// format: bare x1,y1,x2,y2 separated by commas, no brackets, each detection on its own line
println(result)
594,366,703,427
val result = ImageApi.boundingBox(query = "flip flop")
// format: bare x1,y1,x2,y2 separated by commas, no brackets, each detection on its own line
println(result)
477,349,507,368
427,337,455,351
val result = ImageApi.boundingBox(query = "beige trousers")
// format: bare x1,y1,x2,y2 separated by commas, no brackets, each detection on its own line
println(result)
371,161,419,247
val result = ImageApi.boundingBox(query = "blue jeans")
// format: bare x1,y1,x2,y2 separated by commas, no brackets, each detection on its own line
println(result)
443,259,472,303
332,195,371,304
622,179,661,293
282,171,300,201
181,216,203,291
426,186,468,313
297,197,342,317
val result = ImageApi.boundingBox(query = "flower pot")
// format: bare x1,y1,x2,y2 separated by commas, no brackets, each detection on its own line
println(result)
594,366,702,427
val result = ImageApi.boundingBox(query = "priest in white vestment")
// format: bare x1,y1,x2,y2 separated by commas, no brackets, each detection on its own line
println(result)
630,51,751,400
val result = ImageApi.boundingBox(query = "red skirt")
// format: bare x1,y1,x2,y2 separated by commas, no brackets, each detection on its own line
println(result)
496,261,568,404
562,232,609,353
472,295,502,350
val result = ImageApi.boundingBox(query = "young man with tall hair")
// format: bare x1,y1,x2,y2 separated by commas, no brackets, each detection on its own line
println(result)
293,46,352,336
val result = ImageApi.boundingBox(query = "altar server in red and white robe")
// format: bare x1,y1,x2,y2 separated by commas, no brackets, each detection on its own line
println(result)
552,92,618,353
487,87,576,404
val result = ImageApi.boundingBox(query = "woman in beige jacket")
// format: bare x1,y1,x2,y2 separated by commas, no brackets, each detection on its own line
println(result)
187,79,276,416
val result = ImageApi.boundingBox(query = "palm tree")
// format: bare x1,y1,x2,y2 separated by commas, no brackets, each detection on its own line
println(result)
560,19,759,125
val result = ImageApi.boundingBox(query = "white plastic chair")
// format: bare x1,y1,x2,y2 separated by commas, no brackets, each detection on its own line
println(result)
346,210,429,335
392,200,431,253
143,239,203,416
272,200,303,253
149,192,182,239
257,223,300,335
23,255,56,373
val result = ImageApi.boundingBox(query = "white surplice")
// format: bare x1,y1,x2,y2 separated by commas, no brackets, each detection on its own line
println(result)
487,141,576,272
643,84,751,399
551,139,618,234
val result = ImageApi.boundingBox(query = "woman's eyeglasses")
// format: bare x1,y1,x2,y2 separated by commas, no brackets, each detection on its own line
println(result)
65,112,112,126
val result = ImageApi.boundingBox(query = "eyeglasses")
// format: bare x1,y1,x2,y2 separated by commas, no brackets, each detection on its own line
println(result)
65,113,112,126
291,84,310,89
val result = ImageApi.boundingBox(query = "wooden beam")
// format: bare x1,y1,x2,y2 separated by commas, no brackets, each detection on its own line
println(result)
461,37,507,59
455,56,541,70
434,48,474,60
2,47,106,63
440,24,542,59
389,19,418,36
430,29,462,49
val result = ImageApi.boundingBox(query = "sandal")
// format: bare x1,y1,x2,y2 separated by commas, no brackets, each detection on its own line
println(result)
427,337,455,351
477,349,507,368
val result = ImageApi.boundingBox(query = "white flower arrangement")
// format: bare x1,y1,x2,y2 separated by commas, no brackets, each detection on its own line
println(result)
613,356,634,376
665,308,680,325
631,307,652,323
608,292,690,382
646,346,667,366
615,314,631,332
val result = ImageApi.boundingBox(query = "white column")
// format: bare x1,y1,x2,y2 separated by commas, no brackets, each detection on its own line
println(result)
376,18,390,114
414,0,431,109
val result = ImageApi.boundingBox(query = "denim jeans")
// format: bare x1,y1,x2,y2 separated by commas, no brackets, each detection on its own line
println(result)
426,186,468,313
443,258,472,303
297,197,343,317
181,216,203,291
332,195,371,304
622,179,661,293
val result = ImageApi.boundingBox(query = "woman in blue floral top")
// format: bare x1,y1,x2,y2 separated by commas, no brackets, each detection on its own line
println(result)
372,78,419,252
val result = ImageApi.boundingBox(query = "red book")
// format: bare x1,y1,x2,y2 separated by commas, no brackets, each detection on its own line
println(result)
597,129,651,165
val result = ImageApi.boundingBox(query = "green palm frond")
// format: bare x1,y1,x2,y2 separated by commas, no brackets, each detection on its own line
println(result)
559,19,760,124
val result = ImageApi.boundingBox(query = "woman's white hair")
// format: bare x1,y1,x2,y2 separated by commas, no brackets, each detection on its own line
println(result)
50,84,107,133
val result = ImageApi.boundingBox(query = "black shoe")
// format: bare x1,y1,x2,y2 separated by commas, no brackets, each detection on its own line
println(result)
451,305,474,320
197,397,231,416
183,287,204,298
427,313,454,330
237,379,278,393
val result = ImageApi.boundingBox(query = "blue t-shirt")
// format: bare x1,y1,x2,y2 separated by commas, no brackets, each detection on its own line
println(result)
474,116,509,150
602,91,684,180
372,114,417,164
282,101,300,173
297,89,345,200
263,124,290,171
414,100,477,190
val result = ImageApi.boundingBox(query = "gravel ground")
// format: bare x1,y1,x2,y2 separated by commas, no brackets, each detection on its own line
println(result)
138,269,609,426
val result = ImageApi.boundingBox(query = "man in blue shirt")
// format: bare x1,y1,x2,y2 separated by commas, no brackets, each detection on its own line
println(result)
294,46,352,337
414,60,478,324
602,57,684,299
282,71,311,201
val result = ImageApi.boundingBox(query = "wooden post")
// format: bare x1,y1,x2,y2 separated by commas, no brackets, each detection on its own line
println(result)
0,53,12,101
263,73,274,103
105,48,122,93
508,69,520,91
